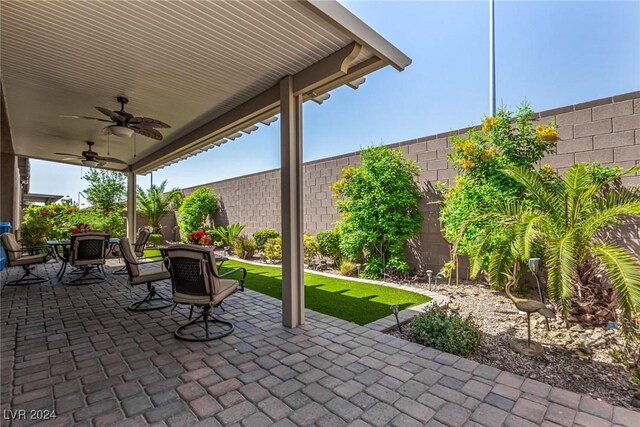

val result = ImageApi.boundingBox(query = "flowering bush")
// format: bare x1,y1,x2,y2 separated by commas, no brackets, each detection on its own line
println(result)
263,237,282,263
70,223,92,234
187,230,212,245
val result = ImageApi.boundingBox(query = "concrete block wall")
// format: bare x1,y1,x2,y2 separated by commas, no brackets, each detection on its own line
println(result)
168,91,640,273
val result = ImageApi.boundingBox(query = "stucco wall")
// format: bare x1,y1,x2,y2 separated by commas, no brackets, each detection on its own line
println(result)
158,91,640,273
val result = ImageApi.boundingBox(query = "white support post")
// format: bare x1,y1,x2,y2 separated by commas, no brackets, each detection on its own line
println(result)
280,75,305,328
126,172,137,240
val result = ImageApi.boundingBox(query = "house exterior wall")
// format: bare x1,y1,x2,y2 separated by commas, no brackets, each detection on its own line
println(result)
156,91,640,273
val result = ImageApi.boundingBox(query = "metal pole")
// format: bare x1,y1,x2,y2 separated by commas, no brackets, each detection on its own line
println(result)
489,0,496,116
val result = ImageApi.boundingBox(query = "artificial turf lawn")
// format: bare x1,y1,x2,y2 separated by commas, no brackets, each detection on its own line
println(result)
144,249,430,325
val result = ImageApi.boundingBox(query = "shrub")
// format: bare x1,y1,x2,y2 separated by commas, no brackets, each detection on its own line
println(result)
410,305,482,357
82,169,126,212
316,230,342,265
332,146,423,278
209,223,245,247
339,261,357,276
148,234,165,247
20,208,51,247
303,234,318,264
263,237,282,263
178,187,219,235
233,236,257,259
253,228,280,250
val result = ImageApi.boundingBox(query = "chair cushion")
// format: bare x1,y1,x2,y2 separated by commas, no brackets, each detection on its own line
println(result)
118,237,139,277
130,266,171,285
1,233,21,262
173,279,238,306
11,253,47,266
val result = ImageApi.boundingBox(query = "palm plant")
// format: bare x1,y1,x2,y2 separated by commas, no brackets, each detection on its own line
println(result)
210,223,245,247
459,163,640,327
136,180,182,233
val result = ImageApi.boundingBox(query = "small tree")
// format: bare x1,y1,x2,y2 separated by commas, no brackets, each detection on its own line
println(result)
136,180,182,233
82,170,126,212
332,146,423,278
178,187,219,235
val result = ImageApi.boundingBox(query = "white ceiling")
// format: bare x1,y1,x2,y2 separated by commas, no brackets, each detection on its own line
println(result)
1,0,367,170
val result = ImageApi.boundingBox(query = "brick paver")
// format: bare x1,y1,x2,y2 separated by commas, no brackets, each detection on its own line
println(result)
1,262,638,426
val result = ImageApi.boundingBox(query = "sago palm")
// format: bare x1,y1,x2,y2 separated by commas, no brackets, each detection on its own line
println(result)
461,163,640,326
136,180,182,233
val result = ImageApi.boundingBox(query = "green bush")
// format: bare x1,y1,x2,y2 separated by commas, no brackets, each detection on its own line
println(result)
316,230,342,265
178,187,219,235
20,208,51,247
253,228,280,250
410,305,482,357
339,261,357,276
148,234,165,247
263,237,282,263
303,234,318,264
209,223,245,247
332,146,423,278
233,236,257,259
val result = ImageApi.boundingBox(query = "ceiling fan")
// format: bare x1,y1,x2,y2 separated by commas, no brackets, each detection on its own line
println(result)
54,141,126,168
60,96,170,140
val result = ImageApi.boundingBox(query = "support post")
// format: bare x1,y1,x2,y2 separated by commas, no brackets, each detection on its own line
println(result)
280,75,305,328
489,0,496,116
126,172,137,240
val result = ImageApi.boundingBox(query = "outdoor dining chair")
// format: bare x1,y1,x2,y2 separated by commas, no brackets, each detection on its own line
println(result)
0,232,50,286
66,232,110,285
114,228,151,275
162,244,246,342
119,236,172,311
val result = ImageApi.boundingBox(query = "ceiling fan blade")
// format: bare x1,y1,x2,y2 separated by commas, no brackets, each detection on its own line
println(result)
95,156,126,164
129,117,171,128
59,114,112,122
131,126,163,140
97,161,107,167
96,107,125,122
54,152,83,159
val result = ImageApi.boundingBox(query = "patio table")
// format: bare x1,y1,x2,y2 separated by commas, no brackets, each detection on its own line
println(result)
48,238,119,281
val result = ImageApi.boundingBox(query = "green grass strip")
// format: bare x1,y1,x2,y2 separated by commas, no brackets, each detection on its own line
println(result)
144,249,429,325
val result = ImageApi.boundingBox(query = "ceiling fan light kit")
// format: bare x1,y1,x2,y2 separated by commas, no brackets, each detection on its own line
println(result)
81,159,99,167
106,125,135,138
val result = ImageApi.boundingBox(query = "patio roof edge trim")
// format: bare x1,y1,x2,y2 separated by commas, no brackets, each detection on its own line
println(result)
131,45,389,175
299,0,412,71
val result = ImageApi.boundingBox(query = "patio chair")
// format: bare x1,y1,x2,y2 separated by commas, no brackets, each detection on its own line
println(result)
1,232,50,286
66,232,110,285
162,244,246,342
119,236,172,311
114,228,151,275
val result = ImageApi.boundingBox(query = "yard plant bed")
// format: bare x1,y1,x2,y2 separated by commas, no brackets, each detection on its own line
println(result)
388,279,639,409
144,250,430,325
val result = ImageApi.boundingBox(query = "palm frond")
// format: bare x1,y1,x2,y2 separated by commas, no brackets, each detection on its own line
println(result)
593,242,640,321
504,166,564,220
488,238,516,289
546,230,578,315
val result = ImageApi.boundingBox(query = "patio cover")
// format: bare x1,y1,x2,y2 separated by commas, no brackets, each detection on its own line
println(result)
0,0,411,327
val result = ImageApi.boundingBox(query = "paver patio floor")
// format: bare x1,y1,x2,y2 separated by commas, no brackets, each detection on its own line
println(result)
1,261,637,427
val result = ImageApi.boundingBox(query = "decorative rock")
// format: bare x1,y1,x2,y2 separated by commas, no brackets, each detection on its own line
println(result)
509,338,544,357
570,324,585,332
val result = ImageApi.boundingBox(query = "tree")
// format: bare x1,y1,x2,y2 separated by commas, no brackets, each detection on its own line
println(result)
332,146,423,278
178,187,219,235
82,170,126,212
461,163,640,329
136,180,182,233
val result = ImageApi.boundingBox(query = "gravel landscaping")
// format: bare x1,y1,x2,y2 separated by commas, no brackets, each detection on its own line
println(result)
388,278,640,409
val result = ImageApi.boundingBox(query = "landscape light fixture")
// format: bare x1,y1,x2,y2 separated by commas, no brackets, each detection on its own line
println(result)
390,305,402,332
426,270,433,291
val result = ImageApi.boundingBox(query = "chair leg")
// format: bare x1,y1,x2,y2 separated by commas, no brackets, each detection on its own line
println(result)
174,305,234,342
4,265,48,286
65,266,105,286
128,283,172,311
189,305,194,320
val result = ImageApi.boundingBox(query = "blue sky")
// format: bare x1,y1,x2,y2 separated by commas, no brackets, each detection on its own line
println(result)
30,0,640,203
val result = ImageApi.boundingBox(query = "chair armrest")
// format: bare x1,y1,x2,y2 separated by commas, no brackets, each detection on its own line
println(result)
218,267,247,284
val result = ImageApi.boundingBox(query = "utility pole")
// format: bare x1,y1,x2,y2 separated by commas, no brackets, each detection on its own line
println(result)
489,0,496,116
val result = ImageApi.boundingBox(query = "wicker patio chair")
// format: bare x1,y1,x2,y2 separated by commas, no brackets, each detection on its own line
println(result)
1,232,50,286
119,236,172,311
162,244,246,342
